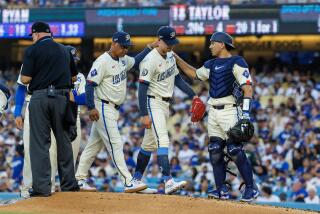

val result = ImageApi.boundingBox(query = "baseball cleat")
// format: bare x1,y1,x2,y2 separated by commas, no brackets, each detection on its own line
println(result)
164,178,187,194
124,179,147,193
240,187,259,202
20,190,30,199
208,185,230,200
138,187,158,194
78,179,97,192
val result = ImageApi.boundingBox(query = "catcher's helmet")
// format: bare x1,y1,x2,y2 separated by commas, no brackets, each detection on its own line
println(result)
210,32,235,49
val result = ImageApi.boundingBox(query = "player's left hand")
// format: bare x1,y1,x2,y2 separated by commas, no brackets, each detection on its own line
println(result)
89,108,99,121
140,115,152,129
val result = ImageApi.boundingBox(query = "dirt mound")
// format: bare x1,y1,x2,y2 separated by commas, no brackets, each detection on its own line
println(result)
0,192,314,214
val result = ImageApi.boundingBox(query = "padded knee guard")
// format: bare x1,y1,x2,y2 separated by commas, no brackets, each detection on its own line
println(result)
226,140,244,162
208,137,225,165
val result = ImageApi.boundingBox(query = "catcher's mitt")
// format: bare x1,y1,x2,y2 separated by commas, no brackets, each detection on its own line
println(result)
227,119,254,143
190,97,206,122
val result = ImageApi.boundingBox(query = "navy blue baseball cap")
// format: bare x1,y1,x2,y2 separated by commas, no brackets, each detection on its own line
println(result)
157,26,179,45
112,31,132,47
210,32,235,49
28,21,51,36
65,45,80,61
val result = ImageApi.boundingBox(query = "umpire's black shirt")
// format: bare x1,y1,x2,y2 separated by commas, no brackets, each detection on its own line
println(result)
21,36,77,92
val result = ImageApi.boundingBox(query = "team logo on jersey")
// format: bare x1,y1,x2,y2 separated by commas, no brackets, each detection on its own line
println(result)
121,60,126,66
90,69,97,77
242,69,250,78
141,68,148,76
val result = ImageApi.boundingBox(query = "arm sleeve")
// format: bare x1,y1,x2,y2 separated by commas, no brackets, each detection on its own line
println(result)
21,48,34,77
123,55,135,72
85,80,97,110
73,90,86,105
232,57,252,87
132,47,151,69
195,60,211,81
87,57,106,85
14,84,26,118
138,82,149,116
174,74,196,99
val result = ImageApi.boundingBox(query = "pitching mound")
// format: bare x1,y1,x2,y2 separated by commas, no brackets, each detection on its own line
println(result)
0,192,315,214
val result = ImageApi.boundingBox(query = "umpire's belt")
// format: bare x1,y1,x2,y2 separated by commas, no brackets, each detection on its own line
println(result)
32,88,69,95
148,95,171,103
100,99,120,110
212,104,237,110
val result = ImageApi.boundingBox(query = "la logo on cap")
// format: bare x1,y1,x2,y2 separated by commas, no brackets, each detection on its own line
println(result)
170,32,175,38
126,35,130,41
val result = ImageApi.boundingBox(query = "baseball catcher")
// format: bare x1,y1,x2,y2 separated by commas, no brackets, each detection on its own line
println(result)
174,31,259,202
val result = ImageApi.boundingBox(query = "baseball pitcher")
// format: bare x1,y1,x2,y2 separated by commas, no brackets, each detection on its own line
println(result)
132,26,202,195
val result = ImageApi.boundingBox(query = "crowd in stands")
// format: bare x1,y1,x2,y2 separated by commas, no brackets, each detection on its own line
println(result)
1,0,320,8
0,53,319,204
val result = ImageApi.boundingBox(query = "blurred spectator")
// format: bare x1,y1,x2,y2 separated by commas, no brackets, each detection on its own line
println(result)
305,186,320,204
256,186,280,202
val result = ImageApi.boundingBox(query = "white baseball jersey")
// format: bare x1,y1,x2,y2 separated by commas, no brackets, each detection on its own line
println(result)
73,73,86,114
74,73,86,94
0,90,7,114
139,49,179,98
87,52,135,105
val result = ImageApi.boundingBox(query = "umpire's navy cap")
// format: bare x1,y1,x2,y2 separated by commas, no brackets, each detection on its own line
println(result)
157,26,179,45
28,21,51,36
210,32,235,49
65,45,80,61
112,31,132,47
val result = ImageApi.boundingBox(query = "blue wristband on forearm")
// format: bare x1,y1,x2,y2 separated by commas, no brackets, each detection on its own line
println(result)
14,84,27,118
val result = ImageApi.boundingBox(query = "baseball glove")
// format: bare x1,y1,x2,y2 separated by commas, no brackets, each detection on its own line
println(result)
190,97,206,122
227,119,254,143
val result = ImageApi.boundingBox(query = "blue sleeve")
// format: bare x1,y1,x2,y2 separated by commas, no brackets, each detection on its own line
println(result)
85,80,97,110
175,74,196,99
14,84,26,118
72,90,86,105
234,56,248,68
203,60,212,69
138,81,149,116
133,47,151,69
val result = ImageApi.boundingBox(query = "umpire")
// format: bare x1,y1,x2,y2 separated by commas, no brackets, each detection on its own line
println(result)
20,21,79,196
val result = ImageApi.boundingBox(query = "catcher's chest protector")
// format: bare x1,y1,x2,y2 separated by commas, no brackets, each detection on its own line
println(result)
208,56,241,98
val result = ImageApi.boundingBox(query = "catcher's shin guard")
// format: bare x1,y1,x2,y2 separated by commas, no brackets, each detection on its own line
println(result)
208,137,226,189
